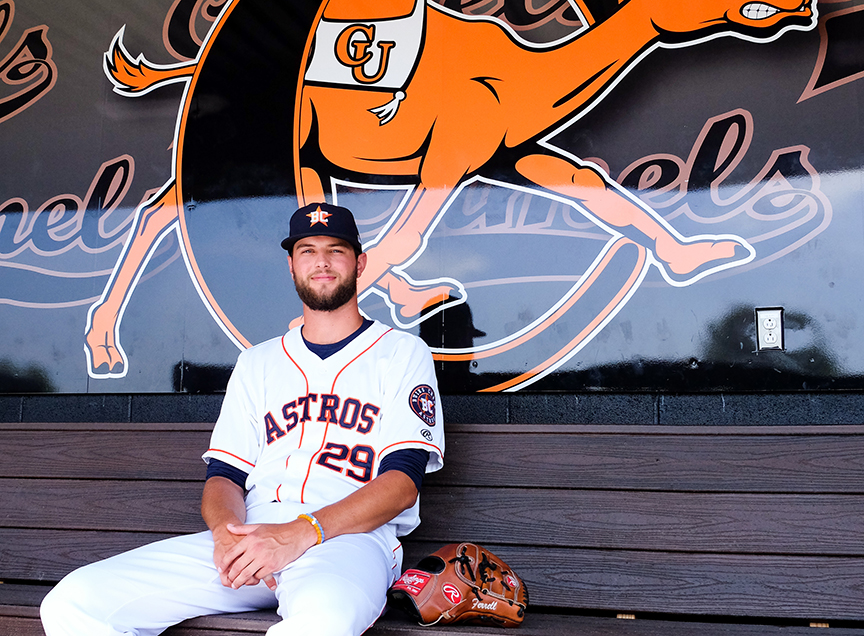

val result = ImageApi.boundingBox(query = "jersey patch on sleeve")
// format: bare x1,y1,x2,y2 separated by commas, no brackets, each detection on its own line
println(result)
409,384,436,426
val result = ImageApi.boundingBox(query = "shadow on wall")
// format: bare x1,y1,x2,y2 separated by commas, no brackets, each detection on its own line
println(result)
3,306,841,394
173,361,233,393
0,359,55,392
419,297,486,394
701,304,840,379
481,305,853,392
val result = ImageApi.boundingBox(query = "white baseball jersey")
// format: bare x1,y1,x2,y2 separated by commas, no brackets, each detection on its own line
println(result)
204,320,444,537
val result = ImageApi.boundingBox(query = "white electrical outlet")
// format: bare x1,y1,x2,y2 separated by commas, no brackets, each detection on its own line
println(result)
755,307,784,351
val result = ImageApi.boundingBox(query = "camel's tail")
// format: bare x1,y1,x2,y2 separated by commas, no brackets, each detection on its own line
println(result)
104,27,197,96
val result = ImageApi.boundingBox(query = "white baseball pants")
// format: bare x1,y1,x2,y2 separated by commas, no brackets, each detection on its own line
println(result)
40,524,400,636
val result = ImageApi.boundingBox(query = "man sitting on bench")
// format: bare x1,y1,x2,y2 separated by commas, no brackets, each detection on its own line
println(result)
41,203,444,636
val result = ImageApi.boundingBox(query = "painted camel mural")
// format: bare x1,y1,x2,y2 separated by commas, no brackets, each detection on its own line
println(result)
85,0,817,381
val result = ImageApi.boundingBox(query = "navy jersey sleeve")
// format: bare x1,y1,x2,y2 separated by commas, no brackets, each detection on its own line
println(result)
379,448,429,493
205,458,249,491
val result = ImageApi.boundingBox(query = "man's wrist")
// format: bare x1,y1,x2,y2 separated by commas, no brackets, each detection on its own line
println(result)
210,518,240,538
297,514,324,546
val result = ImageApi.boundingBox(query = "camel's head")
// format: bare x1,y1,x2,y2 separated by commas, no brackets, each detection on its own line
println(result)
655,0,816,45
729,0,815,35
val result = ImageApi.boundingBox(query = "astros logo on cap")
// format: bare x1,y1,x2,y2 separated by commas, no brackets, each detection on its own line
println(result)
308,206,331,226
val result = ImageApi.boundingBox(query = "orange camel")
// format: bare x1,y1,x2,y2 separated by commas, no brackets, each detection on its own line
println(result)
85,0,815,376
296,0,813,319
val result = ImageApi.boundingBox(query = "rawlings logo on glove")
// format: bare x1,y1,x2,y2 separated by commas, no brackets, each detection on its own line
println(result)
388,542,528,627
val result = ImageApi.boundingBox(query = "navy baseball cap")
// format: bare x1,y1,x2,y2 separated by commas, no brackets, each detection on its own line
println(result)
281,202,362,254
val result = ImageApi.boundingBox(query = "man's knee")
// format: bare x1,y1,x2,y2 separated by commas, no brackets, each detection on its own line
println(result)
272,579,378,636
267,608,360,636
40,584,65,634
41,570,103,635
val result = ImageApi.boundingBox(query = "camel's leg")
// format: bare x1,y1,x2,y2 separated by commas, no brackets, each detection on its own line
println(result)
360,184,463,319
515,154,752,283
356,118,510,320
84,181,180,376
377,271,459,319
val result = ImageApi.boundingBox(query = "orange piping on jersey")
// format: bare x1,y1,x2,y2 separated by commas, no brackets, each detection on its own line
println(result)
282,333,311,455
275,484,282,502
299,328,394,503
329,328,393,392
379,439,442,459
206,448,256,468
391,541,403,573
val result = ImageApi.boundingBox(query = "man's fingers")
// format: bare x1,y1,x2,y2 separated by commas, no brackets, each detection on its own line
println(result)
219,570,233,588
231,559,264,589
216,523,285,589
225,550,257,588
222,535,251,568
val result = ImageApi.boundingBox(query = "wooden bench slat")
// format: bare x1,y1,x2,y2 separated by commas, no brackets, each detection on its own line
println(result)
441,423,864,435
414,487,864,555
7,615,864,636
6,422,864,435
8,611,860,636
431,433,864,492
0,616,44,636
166,629,266,636
172,610,864,636
166,629,268,636
5,584,863,636
0,585,46,612
1,478,207,533
5,528,864,620
0,529,181,581
5,479,863,556
4,428,864,493
0,431,209,480
0,422,215,432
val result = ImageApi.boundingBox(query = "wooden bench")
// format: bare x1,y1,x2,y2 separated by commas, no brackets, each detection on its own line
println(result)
2,420,864,635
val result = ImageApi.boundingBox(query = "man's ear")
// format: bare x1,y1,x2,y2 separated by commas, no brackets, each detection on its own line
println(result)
287,255,294,277
356,252,367,278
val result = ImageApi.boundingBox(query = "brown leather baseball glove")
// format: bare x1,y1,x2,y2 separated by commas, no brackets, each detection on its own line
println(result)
388,542,528,627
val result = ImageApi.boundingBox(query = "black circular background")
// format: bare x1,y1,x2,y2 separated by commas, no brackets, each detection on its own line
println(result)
179,0,321,345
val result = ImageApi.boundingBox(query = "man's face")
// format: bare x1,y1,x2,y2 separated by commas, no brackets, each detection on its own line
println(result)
288,236,365,312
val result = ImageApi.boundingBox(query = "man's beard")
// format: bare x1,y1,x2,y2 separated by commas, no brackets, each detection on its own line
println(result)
293,270,357,312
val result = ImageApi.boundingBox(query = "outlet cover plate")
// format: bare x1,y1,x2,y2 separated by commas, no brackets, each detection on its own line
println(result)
755,307,784,351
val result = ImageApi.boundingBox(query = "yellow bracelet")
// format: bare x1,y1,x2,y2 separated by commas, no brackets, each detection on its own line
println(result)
298,513,324,545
